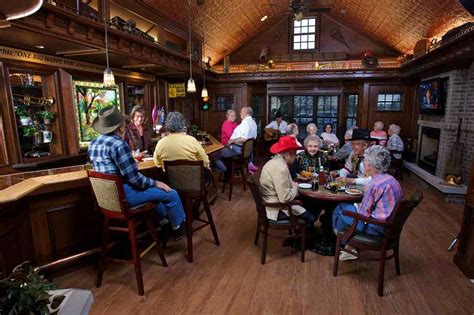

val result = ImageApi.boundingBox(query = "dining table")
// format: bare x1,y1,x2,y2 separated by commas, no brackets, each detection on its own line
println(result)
298,184,364,203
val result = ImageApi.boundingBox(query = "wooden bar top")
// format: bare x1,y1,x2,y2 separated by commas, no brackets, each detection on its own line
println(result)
0,135,223,204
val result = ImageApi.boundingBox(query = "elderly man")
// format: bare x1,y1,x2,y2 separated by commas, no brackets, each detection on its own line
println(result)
306,123,318,137
335,129,375,186
332,128,355,161
88,107,186,239
333,145,403,260
260,136,316,243
286,123,303,150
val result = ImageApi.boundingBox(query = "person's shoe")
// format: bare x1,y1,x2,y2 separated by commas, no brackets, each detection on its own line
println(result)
339,248,358,261
172,224,186,241
248,162,259,172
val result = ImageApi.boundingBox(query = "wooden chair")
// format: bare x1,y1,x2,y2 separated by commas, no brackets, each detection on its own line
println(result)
333,190,423,296
389,150,404,180
87,170,167,296
164,160,220,263
247,173,306,264
222,139,254,201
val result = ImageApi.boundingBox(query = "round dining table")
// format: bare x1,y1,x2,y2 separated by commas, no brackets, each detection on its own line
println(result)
298,185,364,203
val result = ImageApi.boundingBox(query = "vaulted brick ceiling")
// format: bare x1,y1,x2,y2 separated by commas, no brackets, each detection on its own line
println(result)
141,0,473,64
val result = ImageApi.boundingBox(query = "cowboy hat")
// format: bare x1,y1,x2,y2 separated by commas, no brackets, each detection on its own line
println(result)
92,106,129,135
270,136,303,154
349,128,377,141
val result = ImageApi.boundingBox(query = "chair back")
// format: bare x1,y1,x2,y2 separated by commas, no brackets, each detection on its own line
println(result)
87,170,128,219
242,139,254,160
246,172,268,222
386,190,424,239
164,160,204,194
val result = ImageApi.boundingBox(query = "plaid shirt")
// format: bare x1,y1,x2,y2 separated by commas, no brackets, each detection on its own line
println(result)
358,173,403,220
88,134,155,189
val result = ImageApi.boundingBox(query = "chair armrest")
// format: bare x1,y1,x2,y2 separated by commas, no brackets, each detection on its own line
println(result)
342,210,392,226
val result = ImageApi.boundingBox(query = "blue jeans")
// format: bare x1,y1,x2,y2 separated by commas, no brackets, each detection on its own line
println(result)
211,145,241,172
332,203,385,236
123,183,186,229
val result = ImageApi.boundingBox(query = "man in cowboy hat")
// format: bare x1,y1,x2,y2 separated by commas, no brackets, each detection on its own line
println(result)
259,136,316,227
334,128,375,186
88,106,186,239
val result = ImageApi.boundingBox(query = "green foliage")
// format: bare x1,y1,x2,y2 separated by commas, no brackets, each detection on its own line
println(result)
15,106,30,119
38,110,55,120
22,125,39,137
0,262,57,315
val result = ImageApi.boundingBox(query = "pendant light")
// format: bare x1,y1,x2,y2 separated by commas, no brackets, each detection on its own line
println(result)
201,68,208,98
186,0,196,93
102,0,115,87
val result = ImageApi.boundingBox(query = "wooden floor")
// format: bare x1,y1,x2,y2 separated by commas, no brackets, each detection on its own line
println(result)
55,174,474,314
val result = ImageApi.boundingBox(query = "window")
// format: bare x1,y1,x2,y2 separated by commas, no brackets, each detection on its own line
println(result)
216,94,234,111
316,95,338,134
269,95,291,122
293,17,317,51
293,96,313,139
377,93,402,111
251,95,264,136
346,94,358,129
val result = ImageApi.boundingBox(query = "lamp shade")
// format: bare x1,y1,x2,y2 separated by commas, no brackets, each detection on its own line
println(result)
201,87,208,98
187,78,196,93
294,11,304,22
103,68,115,87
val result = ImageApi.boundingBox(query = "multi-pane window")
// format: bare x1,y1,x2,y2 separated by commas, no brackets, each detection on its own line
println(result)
216,94,234,111
377,93,402,111
269,95,291,121
293,96,313,139
346,94,358,129
293,18,316,50
316,96,338,134
251,95,264,136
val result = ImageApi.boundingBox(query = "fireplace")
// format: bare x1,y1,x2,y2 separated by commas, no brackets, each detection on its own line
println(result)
417,126,441,175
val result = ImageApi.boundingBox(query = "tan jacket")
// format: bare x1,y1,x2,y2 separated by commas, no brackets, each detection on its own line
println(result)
259,155,306,221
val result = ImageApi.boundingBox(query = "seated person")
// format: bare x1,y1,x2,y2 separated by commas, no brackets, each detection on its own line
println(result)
334,129,374,186
286,123,303,153
124,105,153,154
332,128,355,161
89,107,186,239
260,136,316,230
321,123,340,147
295,135,328,180
306,123,318,137
387,124,404,160
265,111,287,139
332,145,403,260
370,121,388,146
153,111,210,169
220,109,238,145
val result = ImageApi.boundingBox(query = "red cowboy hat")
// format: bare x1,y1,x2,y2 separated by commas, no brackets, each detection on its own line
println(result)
270,136,303,154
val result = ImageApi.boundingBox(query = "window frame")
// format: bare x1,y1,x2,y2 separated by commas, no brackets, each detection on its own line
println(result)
376,92,404,112
315,95,339,136
345,93,358,130
291,16,319,52
251,94,265,136
215,94,235,112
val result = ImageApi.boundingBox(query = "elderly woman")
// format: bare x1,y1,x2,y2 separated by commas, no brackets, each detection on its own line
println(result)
295,135,328,177
306,123,318,137
321,124,340,147
370,121,388,146
387,124,404,160
220,109,238,145
124,105,153,153
153,111,209,169
332,145,403,260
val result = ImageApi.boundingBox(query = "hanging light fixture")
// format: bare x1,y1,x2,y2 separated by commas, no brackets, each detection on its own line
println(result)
186,0,196,93
201,69,208,98
102,0,115,87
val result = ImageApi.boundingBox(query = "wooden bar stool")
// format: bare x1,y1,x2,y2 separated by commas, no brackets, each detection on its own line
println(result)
87,170,167,296
222,139,254,201
164,160,220,263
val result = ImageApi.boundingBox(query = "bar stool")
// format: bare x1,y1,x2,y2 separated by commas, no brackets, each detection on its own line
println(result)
87,170,167,296
222,139,254,201
164,160,220,263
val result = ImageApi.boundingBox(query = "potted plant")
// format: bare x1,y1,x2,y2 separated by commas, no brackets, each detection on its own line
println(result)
38,110,55,125
22,125,39,138
0,261,64,314
15,106,32,126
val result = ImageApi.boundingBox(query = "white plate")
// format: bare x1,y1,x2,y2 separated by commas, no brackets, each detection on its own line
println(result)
298,183,312,189
345,188,363,195
142,157,154,161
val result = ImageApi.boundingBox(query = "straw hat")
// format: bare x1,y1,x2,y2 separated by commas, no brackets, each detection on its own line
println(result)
92,106,128,135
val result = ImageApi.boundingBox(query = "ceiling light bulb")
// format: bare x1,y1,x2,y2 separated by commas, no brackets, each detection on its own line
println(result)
261,15,268,22
187,78,196,93
201,87,208,98
295,11,304,22
35,45,45,49
103,68,115,87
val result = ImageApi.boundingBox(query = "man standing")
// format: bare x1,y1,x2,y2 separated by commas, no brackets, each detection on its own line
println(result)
88,107,186,239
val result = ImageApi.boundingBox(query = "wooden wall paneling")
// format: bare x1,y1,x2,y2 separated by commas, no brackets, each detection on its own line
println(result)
45,72,64,158
360,82,371,129
0,201,35,275
0,62,15,167
58,68,80,156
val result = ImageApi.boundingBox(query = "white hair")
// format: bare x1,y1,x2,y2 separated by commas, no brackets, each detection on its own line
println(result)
374,121,384,130
226,109,236,117
241,106,253,116
389,124,401,135
344,129,353,140
306,123,317,133
303,135,322,148
286,123,298,136
364,145,391,173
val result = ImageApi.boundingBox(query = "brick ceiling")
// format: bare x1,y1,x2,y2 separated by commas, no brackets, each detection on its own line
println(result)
140,0,473,64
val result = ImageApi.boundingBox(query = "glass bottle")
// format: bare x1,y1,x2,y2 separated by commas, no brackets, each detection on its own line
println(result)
318,165,325,185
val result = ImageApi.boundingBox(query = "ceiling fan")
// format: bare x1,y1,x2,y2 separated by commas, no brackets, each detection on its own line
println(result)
270,0,332,21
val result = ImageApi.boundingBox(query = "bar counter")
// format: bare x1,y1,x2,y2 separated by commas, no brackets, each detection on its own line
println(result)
0,136,223,275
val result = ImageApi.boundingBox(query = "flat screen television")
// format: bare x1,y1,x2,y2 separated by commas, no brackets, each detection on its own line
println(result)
419,78,446,115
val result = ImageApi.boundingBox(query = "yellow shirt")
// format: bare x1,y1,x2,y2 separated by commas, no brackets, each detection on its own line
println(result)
153,133,210,169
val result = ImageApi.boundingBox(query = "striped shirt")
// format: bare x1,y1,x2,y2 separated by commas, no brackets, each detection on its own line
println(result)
358,173,403,220
88,134,155,189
